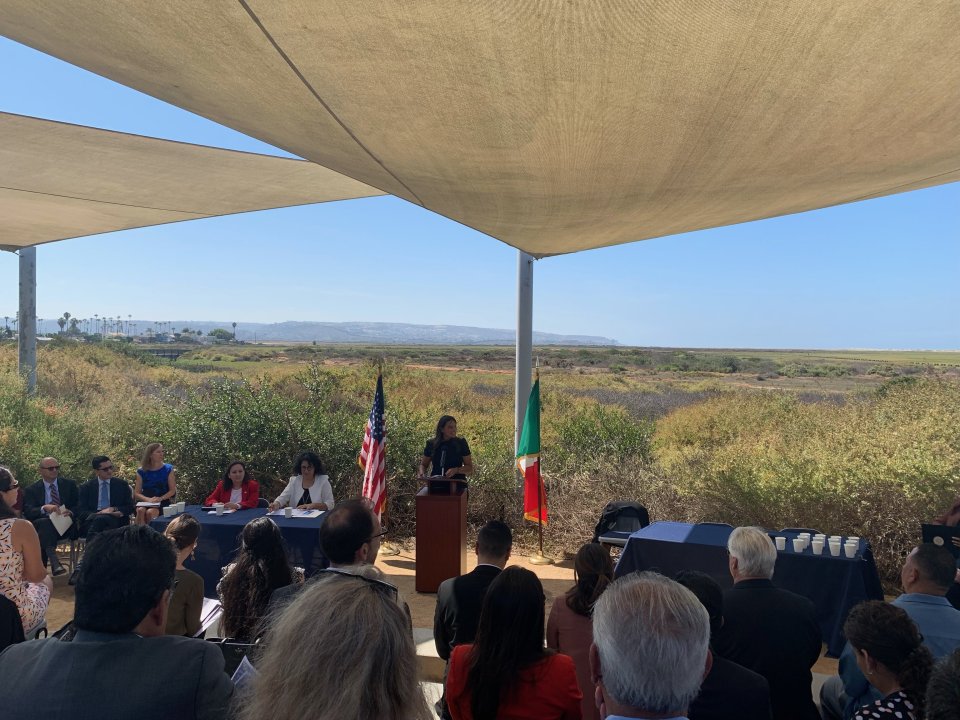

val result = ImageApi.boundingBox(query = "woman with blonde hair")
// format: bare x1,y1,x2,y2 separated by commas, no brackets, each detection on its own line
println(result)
238,565,431,720
134,442,176,525
547,542,615,720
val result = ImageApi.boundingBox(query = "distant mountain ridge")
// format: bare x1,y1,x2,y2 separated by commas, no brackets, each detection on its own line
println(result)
116,320,617,345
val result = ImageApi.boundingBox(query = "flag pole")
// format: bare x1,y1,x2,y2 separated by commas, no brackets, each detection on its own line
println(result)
377,364,398,556
528,365,551,565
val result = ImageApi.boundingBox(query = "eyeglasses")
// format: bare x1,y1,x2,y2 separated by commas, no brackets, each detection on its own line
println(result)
315,568,398,600
40,465,60,471
366,529,389,542
99,466,115,472
2,482,18,491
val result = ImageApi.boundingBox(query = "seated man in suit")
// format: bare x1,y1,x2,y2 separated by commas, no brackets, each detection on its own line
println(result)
675,570,772,720
0,524,234,720
21,456,79,576
712,526,821,720
78,456,134,538
433,519,512,720
820,543,960,720
72,455,135,583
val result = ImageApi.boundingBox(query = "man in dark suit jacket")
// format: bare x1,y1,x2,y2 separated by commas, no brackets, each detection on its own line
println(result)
433,520,513,719
77,455,134,537
676,570,772,720
21,456,79,575
0,524,233,720
712,526,822,720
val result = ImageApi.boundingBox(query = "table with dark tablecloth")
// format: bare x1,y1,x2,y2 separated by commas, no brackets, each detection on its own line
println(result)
615,521,883,657
150,506,328,598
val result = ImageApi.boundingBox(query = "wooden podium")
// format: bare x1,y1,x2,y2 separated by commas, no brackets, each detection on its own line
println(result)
415,481,468,593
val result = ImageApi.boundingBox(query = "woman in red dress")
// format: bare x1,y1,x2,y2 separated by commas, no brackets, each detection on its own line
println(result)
446,566,581,720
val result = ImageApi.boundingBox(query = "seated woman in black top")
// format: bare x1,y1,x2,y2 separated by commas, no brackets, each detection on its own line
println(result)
419,415,473,480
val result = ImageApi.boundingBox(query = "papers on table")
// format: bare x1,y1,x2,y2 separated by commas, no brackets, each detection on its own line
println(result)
203,508,237,514
231,655,258,689
194,598,223,637
135,501,161,508
267,508,323,519
48,511,73,537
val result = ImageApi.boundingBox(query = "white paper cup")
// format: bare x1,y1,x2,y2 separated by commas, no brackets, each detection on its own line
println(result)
829,540,841,556
162,506,174,517
792,538,805,552
214,503,225,515
799,532,811,541
283,507,293,518
844,543,857,558
177,502,186,513
775,537,786,551
812,539,824,555
846,536,860,544
814,534,826,542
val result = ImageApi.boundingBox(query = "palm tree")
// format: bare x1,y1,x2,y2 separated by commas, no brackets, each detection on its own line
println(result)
232,321,238,341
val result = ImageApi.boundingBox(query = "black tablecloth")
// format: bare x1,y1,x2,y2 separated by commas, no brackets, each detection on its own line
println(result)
615,521,884,657
150,506,328,599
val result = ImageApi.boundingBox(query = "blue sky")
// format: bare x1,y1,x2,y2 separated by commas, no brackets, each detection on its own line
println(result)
2,37,958,349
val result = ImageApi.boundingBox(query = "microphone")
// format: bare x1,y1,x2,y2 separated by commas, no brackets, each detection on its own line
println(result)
439,449,446,477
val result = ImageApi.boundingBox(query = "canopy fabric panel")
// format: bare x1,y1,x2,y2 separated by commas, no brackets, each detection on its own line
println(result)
0,112,382,250
2,2,958,257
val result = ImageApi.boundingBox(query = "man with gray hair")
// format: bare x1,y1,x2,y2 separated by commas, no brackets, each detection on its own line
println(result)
712,526,821,720
591,571,711,720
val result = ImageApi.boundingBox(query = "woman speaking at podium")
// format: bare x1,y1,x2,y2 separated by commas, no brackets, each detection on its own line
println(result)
419,415,473,481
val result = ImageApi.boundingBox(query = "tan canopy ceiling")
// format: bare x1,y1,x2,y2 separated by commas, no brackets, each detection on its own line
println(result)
0,112,381,251
2,2,958,257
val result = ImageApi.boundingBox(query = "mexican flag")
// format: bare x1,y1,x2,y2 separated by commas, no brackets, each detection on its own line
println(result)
516,376,547,525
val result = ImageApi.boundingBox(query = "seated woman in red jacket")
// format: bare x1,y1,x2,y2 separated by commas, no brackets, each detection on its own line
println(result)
446,566,581,720
205,461,260,510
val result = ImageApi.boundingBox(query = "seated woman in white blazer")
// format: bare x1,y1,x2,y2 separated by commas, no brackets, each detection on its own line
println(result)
268,451,334,512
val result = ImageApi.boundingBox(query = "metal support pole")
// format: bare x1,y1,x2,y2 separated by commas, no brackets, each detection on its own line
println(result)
18,246,37,393
515,251,534,452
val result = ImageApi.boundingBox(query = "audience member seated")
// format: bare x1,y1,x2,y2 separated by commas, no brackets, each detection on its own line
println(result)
134,442,177,525
204,461,260,510
435,520,513,720
268,498,382,613
164,514,204,636
0,525,233,720
267,451,334,512
821,543,960,720
547,541,614,720
238,564,430,720
218,516,303,640
445,566,581,720
21,456,79,576
591,571,711,720
712,526,821,720
73,455,135,584
842,600,933,720
926,648,960,720
675,570,772,720
0,467,51,633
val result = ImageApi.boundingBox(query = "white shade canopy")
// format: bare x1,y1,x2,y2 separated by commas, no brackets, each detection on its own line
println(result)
0,112,381,251
2,2,958,257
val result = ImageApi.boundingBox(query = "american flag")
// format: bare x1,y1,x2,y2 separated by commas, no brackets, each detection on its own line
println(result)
359,373,387,516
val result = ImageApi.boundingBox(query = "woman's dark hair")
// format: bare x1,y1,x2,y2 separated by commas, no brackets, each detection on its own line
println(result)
844,600,934,718
432,415,457,450
926,648,960,720
221,461,252,493
219,517,295,640
0,466,18,520
165,513,201,551
466,566,551,720
292,451,324,477
566,542,614,617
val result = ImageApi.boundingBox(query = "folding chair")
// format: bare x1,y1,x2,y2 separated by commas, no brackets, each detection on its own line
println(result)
593,501,650,547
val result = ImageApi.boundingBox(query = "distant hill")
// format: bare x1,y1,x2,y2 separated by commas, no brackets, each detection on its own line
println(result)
109,320,617,346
